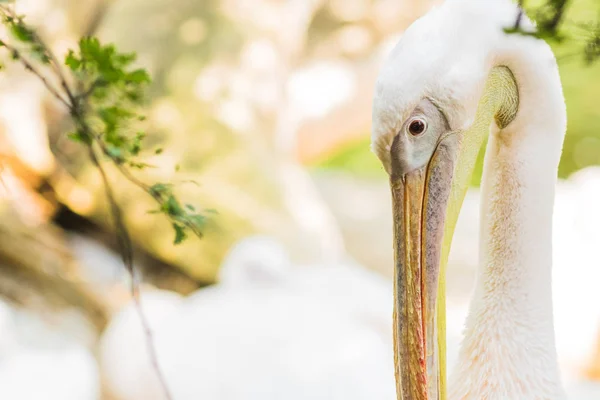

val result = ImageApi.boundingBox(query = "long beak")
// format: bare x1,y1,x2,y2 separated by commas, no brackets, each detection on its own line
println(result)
391,133,460,400
388,65,519,400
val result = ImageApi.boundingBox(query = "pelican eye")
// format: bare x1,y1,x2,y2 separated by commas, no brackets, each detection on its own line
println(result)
407,118,427,136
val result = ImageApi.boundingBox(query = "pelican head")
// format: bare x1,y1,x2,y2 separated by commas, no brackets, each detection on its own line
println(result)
372,3,522,399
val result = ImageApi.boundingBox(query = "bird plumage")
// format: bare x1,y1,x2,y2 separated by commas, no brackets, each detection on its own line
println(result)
372,0,568,398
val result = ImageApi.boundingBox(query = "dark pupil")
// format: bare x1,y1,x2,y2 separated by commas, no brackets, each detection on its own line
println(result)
409,120,425,135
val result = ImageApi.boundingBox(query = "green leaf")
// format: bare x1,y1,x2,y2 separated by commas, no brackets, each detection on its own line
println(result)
79,37,102,61
155,148,163,155
99,106,134,124
65,50,81,71
124,88,143,103
188,214,206,228
173,223,187,245
31,43,49,64
126,69,151,84
114,52,136,67
165,195,184,216
68,131,91,144
185,204,196,211
98,106,134,145
130,131,146,155
9,22,33,43
128,161,154,169
149,183,171,196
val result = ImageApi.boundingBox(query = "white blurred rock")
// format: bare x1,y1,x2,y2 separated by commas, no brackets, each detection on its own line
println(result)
0,301,100,400
0,347,100,400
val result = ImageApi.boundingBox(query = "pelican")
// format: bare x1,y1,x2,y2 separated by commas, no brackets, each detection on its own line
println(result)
372,0,567,399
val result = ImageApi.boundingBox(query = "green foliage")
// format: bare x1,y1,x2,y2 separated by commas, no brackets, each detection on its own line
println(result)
508,0,600,64
1,11,49,63
0,5,208,247
582,22,600,64
67,37,150,102
173,223,187,244
147,182,208,243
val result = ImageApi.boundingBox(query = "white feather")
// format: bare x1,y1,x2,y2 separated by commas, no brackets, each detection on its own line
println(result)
372,0,569,398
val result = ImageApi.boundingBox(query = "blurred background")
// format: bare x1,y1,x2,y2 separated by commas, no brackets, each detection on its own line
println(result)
0,0,599,399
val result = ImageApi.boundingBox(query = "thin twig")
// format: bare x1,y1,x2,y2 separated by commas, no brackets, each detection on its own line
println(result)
514,0,525,30
2,6,76,103
542,0,570,34
87,145,174,400
0,42,70,107
79,79,105,101
33,33,73,100
83,0,113,38
86,128,205,239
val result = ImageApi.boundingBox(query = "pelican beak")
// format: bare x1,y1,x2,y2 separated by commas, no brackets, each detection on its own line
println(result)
385,65,519,400
390,133,461,400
